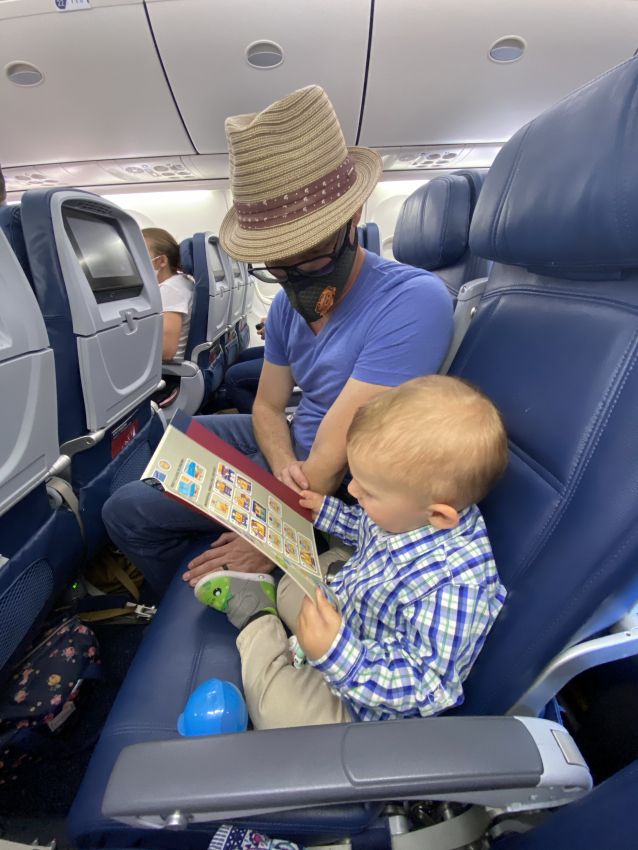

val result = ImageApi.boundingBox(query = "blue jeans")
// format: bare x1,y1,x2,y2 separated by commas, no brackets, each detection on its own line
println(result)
225,347,265,414
102,414,307,597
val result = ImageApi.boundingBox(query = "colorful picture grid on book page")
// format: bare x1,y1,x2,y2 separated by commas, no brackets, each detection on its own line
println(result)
143,429,217,510
142,427,326,603
207,460,324,600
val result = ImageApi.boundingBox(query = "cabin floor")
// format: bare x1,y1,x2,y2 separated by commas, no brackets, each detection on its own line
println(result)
0,621,148,848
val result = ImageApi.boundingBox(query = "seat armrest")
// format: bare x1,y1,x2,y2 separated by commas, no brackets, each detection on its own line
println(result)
190,341,214,362
508,622,638,716
102,716,591,828
162,361,199,378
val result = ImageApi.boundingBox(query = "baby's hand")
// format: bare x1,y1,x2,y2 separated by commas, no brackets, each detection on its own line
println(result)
299,489,324,520
297,588,342,661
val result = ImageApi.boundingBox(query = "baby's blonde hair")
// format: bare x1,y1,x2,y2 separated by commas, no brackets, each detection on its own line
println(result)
347,376,508,509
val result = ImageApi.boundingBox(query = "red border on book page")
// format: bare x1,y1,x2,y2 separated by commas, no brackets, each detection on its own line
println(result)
186,418,313,522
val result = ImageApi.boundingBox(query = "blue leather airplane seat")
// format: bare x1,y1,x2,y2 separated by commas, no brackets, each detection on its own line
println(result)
189,234,226,399
356,222,381,255
393,170,490,302
448,56,638,714
180,237,208,368
0,193,165,556
67,539,382,848
221,254,244,369
0,228,83,687
156,236,222,419
0,488,84,689
0,203,34,288
69,56,638,847
233,262,251,355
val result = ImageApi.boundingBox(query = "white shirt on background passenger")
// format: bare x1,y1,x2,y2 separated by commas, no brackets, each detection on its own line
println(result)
159,273,194,362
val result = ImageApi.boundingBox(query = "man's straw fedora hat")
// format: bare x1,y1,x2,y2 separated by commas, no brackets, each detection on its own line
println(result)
219,85,382,263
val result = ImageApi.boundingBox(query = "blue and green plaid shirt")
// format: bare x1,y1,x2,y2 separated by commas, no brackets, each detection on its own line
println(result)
311,497,506,721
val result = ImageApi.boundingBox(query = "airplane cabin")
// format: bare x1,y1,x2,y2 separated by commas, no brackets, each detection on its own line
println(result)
2,2,638,849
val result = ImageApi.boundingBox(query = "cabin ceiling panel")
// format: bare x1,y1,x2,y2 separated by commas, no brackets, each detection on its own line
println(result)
360,0,638,147
0,0,194,168
145,0,371,153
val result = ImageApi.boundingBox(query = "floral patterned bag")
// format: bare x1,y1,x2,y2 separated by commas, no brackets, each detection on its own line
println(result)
0,616,102,783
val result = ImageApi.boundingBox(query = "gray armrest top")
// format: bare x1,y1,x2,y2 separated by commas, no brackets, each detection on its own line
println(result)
162,361,198,378
103,716,542,819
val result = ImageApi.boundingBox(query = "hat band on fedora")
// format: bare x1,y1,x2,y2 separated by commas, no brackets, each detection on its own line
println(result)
234,155,357,231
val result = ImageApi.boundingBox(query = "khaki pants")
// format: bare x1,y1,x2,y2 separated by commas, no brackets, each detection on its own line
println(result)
236,545,354,730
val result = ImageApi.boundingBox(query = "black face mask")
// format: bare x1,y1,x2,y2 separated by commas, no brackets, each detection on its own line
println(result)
281,225,359,323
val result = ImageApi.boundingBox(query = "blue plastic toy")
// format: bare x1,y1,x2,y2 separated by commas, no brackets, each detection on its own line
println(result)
177,678,248,736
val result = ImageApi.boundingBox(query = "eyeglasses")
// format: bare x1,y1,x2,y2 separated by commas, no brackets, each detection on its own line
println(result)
249,221,351,285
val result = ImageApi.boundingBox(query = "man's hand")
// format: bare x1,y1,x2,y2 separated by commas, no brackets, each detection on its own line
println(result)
299,489,324,520
183,532,274,586
257,317,267,341
297,588,342,661
276,460,309,494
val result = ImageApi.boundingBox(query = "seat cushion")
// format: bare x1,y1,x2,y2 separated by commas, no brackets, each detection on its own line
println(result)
68,541,381,848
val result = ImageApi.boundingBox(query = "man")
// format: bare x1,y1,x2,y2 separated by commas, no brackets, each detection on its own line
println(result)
103,85,453,596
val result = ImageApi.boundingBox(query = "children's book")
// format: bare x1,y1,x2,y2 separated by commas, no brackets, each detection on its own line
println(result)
141,410,338,608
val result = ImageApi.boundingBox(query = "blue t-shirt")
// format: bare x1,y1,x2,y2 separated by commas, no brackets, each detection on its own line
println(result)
265,251,453,454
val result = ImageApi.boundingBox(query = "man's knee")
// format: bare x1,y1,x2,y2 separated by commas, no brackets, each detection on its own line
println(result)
196,413,254,442
102,480,153,537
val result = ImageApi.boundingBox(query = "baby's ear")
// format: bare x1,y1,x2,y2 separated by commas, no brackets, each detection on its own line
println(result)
428,503,460,530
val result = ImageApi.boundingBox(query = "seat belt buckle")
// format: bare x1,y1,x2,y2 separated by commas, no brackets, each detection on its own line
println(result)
130,604,157,620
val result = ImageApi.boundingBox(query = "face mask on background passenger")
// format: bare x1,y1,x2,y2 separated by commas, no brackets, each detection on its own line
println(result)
150,256,162,281
250,222,359,323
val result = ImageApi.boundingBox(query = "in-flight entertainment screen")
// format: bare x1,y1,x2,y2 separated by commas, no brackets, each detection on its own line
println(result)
63,207,144,303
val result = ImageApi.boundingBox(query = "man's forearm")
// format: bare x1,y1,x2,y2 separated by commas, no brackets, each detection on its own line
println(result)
302,450,348,496
252,400,297,476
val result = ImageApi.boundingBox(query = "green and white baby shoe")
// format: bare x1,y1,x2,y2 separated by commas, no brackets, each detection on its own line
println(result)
194,571,277,630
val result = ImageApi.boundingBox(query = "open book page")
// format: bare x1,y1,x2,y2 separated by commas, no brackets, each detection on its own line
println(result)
141,410,339,609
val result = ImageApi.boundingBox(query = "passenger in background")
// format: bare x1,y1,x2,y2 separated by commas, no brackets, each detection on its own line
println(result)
143,227,194,362
225,317,267,414
104,86,453,596
0,164,6,206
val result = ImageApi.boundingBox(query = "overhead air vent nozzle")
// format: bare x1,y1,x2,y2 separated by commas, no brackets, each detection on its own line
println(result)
246,41,284,69
5,61,43,86
489,36,526,63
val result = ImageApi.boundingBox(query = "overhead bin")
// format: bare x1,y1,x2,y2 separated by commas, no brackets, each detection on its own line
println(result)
0,0,194,168
359,0,638,147
145,0,370,153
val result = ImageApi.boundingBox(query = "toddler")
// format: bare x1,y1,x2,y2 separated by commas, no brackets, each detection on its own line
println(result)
196,375,508,728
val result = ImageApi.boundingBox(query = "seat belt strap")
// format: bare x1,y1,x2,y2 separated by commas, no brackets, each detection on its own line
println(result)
104,556,141,602
48,476,85,542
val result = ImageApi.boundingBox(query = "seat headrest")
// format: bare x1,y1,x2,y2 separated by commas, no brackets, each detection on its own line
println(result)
0,205,34,288
470,56,638,280
180,238,194,277
450,169,486,207
393,171,482,270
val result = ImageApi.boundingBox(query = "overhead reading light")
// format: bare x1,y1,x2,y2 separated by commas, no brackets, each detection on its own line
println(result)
5,61,43,86
489,36,526,63
246,41,284,69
